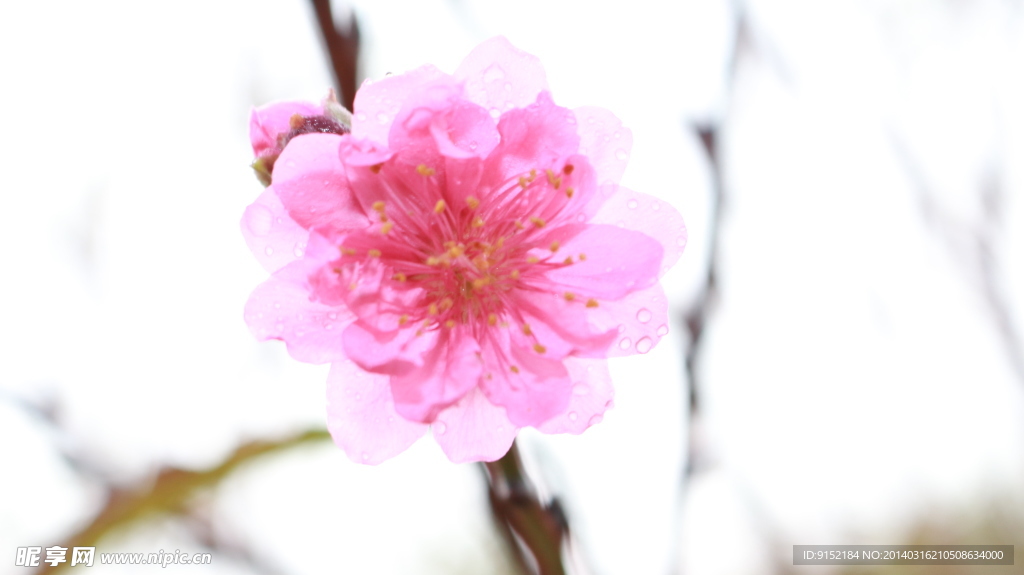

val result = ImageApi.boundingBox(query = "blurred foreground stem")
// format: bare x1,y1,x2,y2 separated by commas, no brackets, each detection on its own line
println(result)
483,441,569,575
37,429,330,574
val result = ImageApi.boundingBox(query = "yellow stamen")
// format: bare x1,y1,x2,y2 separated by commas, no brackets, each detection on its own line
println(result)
380,221,393,234
393,272,407,282
533,343,547,354
439,298,454,311
472,277,491,290
426,256,441,266
434,200,446,213
549,241,560,252
398,314,409,325
372,201,386,213
563,256,573,265
518,176,529,188
509,269,520,280
565,187,575,198
514,220,525,230
416,164,435,176
564,292,575,301
529,216,546,228
288,114,304,129
522,324,532,336
527,256,539,264
563,164,575,175
368,249,381,258
487,313,498,326
445,319,456,328
340,247,356,256
472,216,485,228
510,366,520,374
578,253,587,261
466,196,480,209
369,163,383,174
586,298,599,308
428,303,439,316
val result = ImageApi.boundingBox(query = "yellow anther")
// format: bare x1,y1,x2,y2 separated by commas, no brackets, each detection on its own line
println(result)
368,249,381,258
529,216,546,228
529,169,537,180
434,200,446,213
533,343,547,354
426,256,441,266
340,247,356,256
332,267,341,274
466,196,480,209
393,272,407,282
549,241,560,252
372,201,386,213
514,220,525,230
487,313,498,326
563,164,575,175
527,256,540,264
369,163,383,174
472,216,485,228
522,324,532,336
509,269,520,280
447,244,465,258
546,169,561,189
288,114,304,129
518,176,529,188
417,164,435,176
439,298,454,311
428,303,439,316
398,314,409,325
563,256,574,265
510,365,520,374
472,277,491,290
445,319,456,328
578,253,587,261
586,298,599,308
348,283,357,291
380,221,394,234
565,187,575,198
564,292,576,301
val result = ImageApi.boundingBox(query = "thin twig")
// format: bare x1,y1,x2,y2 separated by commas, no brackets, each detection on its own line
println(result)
309,0,361,111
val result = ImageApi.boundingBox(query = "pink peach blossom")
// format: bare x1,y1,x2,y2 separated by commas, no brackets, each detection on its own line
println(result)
242,37,686,464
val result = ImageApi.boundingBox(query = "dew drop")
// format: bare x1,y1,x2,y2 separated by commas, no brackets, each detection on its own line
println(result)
576,213,586,222
636,336,653,354
503,82,512,92
617,324,626,334
489,108,501,119
273,302,281,309
285,160,296,168
627,199,639,209
244,204,274,236
677,236,687,247
293,246,305,258
264,246,275,256
355,113,367,122
618,337,631,350
615,149,627,160
275,323,284,331
636,308,652,323
568,411,578,422
613,131,621,139
435,422,447,435
652,202,661,211
361,452,369,461
324,323,333,330
657,324,669,336
388,416,394,423
328,312,338,320
354,393,361,400
616,220,625,228
376,112,389,124
468,141,478,150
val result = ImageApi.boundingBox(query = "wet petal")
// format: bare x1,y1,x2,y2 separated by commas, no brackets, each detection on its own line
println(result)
455,36,549,114
433,387,518,463
390,326,482,422
479,331,573,427
326,359,428,465
590,187,687,277
240,186,309,273
574,106,632,188
250,100,322,157
352,65,446,145
543,223,663,300
537,357,614,434
587,283,670,358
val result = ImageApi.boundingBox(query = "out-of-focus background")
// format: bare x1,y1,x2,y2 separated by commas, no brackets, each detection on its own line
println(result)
3,0,1024,573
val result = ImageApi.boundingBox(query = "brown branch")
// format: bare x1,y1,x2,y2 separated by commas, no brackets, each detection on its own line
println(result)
483,441,570,575
309,0,360,111
36,429,331,574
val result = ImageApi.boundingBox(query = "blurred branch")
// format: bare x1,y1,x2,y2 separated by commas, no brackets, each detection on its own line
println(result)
37,429,331,574
483,441,571,575
309,0,360,111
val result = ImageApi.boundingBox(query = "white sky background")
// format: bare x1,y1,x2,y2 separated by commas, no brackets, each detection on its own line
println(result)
1,0,1024,574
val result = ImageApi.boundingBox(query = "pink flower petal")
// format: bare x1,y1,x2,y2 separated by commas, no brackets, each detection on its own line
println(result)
479,332,573,427
250,101,322,157
587,283,670,358
487,91,579,178
537,357,614,434
272,133,370,237
454,36,549,114
326,359,428,464
352,65,446,145
511,291,617,359
590,187,688,277
433,387,518,463
574,106,633,187
388,77,500,161
240,186,309,273
244,258,354,364
342,319,439,375
390,326,483,422
543,223,663,300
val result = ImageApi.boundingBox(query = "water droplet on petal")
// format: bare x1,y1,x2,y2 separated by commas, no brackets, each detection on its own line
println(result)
617,324,626,333
328,312,338,320
636,336,653,354
264,246,274,256
615,149,628,160
468,141,478,150
355,113,366,122
618,337,631,350
652,202,661,211
361,452,369,461
435,422,447,435
489,108,501,119
293,245,305,258
377,112,390,125
324,323,333,330
576,213,586,222
483,64,505,83
273,302,281,309
503,82,512,92
627,199,638,209
354,393,361,400
285,160,296,168
636,308,652,323
568,411,578,421
657,324,669,336
677,236,686,247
